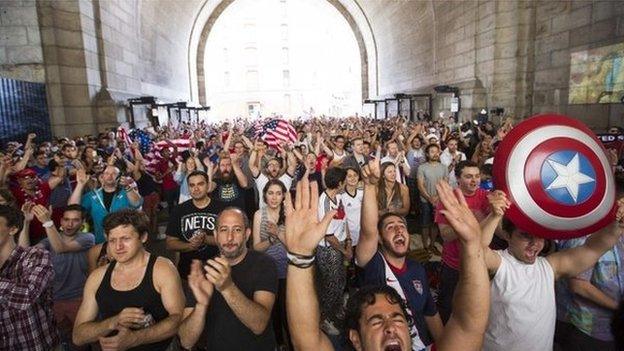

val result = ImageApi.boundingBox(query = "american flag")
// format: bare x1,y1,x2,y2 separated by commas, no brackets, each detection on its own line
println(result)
116,127,133,146
259,119,298,148
143,138,193,173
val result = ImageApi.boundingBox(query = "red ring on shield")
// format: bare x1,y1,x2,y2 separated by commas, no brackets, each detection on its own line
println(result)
493,114,616,239
524,137,605,217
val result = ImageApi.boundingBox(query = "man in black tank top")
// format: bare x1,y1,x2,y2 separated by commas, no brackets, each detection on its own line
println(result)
73,209,185,351
178,207,278,351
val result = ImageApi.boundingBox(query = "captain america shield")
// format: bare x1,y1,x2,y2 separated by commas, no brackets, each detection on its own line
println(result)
493,114,616,239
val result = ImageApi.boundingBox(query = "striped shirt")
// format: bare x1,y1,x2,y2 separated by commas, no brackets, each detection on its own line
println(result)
0,246,58,350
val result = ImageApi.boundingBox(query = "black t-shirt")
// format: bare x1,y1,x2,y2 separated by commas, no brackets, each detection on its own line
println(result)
189,250,278,351
136,172,158,196
102,189,116,212
165,199,224,278
213,177,246,211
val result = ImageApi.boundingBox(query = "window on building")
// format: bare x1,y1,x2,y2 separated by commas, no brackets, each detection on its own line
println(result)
280,24,288,41
282,47,289,65
247,70,259,90
224,71,231,87
282,70,290,88
245,47,258,66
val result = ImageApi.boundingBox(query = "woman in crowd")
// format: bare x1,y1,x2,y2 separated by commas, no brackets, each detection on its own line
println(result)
377,161,410,217
252,179,290,349
174,151,205,203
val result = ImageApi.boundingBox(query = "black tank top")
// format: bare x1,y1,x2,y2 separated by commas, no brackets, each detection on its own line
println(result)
95,254,172,351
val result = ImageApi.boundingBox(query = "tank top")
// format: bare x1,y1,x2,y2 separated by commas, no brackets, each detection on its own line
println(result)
483,249,556,351
260,207,287,279
95,254,172,351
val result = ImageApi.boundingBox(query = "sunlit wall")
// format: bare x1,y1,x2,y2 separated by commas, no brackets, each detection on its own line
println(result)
203,0,361,120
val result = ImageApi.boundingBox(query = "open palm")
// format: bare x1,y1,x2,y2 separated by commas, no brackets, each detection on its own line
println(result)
436,180,481,243
284,174,335,256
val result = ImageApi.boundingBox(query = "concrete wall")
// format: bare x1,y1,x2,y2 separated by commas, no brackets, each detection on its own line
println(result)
0,0,44,82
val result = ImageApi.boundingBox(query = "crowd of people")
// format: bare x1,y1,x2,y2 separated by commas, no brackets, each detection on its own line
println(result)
0,114,623,351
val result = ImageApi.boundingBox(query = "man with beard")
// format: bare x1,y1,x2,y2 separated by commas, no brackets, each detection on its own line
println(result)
73,210,185,351
284,176,491,351
178,207,277,351
69,166,142,244
478,193,624,351
249,149,296,209
357,156,443,349
417,143,447,255
212,152,249,211
381,140,410,184
166,171,225,280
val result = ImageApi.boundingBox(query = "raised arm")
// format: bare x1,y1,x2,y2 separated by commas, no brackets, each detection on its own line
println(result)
284,177,336,351
547,198,624,280
356,153,381,267
248,148,261,178
230,153,249,188
68,168,89,205
434,181,490,351
32,205,92,253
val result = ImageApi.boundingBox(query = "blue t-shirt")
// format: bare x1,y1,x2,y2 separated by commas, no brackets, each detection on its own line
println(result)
359,251,437,345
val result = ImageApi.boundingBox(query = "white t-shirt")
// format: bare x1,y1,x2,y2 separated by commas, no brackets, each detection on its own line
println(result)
439,149,466,187
342,188,363,246
255,172,293,209
483,249,556,351
317,191,346,247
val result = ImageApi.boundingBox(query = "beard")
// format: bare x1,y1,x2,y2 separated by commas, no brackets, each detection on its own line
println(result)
381,236,409,258
219,243,246,259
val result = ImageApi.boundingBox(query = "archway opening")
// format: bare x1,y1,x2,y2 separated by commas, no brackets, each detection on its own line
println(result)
200,0,362,119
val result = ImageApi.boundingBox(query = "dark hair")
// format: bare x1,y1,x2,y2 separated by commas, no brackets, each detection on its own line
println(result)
378,162,402,210
48,159,60,173
454,160,479,179
425,143,439,154
217,207,251,230
0,204,25,233
377,212,407,233
0,188,16,206
34,150,46,158
103,209,149,237
345,285,414,334
502,217,516,237
262,179,287,226
187,170,209,183
481,163,493,177
324,167,347,189
63,204,85,219
344,166,361,181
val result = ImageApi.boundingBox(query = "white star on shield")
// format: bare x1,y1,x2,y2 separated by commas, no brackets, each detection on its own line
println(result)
545,153,595,203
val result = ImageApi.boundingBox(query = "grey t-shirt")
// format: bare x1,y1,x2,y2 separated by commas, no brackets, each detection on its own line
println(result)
40,232,95,300
416,162,448,202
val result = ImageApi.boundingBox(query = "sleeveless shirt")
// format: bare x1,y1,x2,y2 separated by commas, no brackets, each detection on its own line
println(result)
95,254,172,351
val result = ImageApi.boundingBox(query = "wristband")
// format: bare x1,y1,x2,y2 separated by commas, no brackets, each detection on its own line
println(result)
42,220,55,228
286,251,315,267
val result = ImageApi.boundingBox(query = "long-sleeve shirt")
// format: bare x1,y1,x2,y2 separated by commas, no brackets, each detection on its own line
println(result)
0,246,58,350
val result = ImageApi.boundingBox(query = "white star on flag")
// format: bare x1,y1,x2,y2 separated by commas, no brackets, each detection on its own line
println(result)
545,153,595,203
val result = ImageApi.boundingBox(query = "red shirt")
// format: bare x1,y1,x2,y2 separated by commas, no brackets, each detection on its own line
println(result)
156,157,178,191
435,188,490,270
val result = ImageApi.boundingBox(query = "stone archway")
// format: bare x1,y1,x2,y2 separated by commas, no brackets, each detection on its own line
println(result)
187,0,378,105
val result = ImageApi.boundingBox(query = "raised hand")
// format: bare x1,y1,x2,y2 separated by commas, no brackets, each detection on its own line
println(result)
283,173,336,256
76,168,89,186
435,180,481,244
204,257,233,292
487,190,511,217
21,202,35,222
31,204,52,224
188,260,214,306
